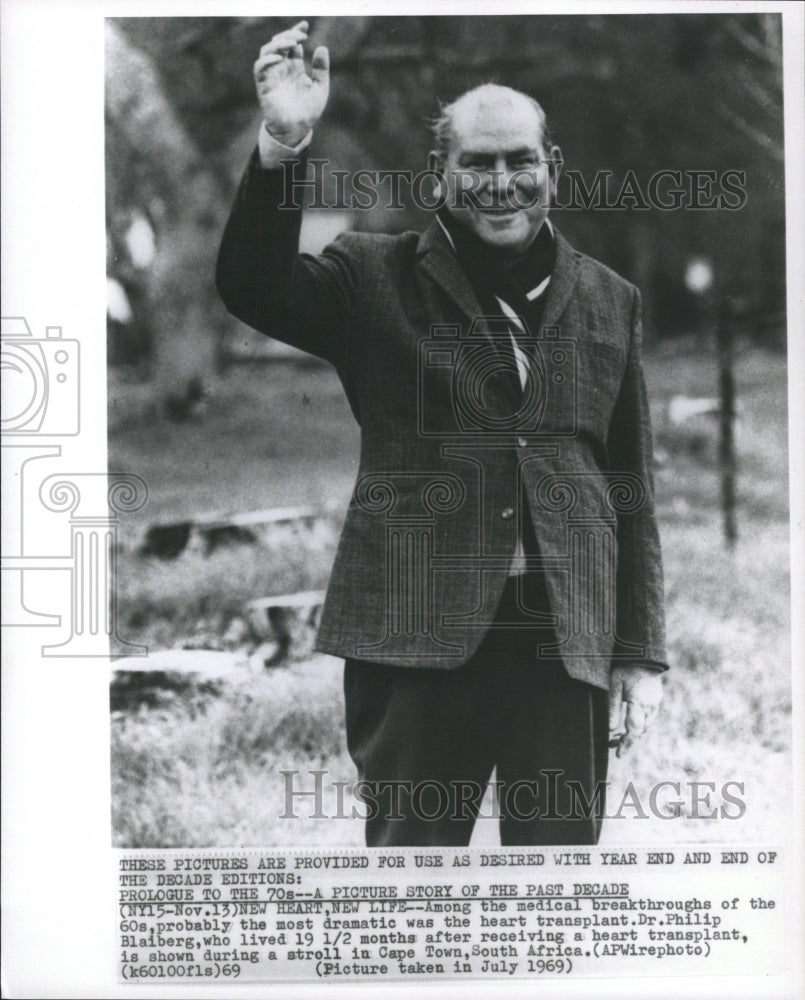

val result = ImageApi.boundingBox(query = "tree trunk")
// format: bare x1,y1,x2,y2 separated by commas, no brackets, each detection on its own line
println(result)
106,23,228,407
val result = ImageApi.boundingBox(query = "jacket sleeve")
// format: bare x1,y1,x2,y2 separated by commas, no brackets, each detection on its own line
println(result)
606,288,669,672
215,149,360,366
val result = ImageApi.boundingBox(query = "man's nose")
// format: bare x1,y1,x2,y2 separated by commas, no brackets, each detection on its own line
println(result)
486,159,510,195
484,159,519,201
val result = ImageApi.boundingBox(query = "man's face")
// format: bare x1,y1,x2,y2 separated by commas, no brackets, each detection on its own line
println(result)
434,96,560,255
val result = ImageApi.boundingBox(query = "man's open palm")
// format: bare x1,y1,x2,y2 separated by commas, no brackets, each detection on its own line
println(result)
254,20,329,147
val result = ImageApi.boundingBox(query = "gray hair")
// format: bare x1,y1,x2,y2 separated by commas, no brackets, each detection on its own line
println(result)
430,83,553,160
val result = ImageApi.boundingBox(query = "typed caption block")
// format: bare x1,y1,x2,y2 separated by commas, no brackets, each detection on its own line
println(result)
117,846,785,983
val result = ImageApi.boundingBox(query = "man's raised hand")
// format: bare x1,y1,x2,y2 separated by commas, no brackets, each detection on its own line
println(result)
253,20,329,147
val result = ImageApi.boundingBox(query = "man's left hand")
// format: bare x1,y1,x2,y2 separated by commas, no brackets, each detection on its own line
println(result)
608,665,663,758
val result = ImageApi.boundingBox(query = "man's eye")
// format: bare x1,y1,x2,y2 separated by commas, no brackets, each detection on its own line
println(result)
511,159,537,169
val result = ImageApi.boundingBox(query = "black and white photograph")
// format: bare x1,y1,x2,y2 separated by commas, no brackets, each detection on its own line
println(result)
2,1,803,996
107,11,790,849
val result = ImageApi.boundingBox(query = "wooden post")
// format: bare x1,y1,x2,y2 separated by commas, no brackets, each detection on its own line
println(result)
716,300,738,547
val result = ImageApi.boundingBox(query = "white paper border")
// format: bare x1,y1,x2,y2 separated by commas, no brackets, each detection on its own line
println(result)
2,1,803,997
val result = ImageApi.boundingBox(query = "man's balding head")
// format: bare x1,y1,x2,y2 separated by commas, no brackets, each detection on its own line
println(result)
431,84,551,161
429,84,561,255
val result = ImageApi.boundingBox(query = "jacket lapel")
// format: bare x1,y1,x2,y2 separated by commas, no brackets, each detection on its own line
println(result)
416,222,483,321
539,229,581,331
415,220,585,422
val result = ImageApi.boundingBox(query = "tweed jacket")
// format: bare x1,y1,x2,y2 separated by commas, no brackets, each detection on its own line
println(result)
216,151,668,689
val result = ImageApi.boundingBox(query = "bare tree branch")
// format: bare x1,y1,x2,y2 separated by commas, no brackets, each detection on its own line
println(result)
722,17,782,71
732,62,783,119
713,98,784,162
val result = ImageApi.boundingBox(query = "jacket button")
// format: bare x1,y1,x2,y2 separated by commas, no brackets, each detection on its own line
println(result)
517,437,528,448
501,507,515,520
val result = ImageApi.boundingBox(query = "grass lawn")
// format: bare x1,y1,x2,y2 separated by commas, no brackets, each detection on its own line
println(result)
109,343,792,847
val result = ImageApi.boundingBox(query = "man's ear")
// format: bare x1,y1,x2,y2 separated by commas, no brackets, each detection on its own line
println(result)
548,144,564,186
428,150,447,202
428,149,444,176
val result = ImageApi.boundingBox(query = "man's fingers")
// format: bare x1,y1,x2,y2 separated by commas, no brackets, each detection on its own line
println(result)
609,666,662,757
260,39,304,59
616,700,647,757
625,699,647,738
254,53,284,79
608,673,624,733
257,26,321,85
608,697,626,750
612,698,661,758
310,45,330,84
642,701,660,729
624,697,660,735
264,25,308,46
261,26,309,56
609,700,626,737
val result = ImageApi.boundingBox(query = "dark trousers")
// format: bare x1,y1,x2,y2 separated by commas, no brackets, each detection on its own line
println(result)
344,574,610,847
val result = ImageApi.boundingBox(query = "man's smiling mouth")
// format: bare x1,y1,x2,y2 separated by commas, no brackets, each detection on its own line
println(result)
477,205,520,214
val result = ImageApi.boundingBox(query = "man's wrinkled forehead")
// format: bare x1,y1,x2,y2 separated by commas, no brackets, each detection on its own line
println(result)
447,94,546,158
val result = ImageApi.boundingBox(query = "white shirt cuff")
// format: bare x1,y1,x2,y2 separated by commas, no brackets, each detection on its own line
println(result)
258,124,313,168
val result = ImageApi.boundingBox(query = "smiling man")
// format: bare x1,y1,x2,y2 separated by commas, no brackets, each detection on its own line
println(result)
217,21,669,847
431,85,558,254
